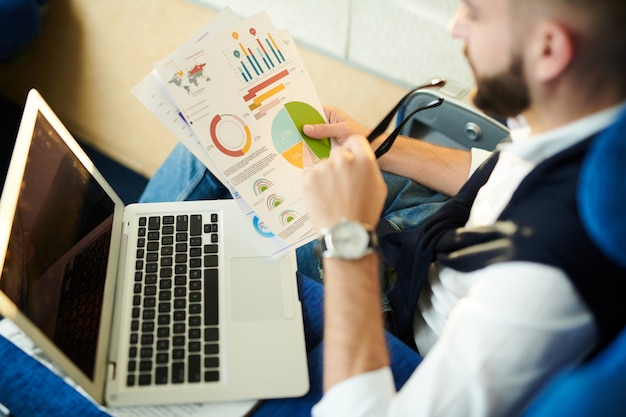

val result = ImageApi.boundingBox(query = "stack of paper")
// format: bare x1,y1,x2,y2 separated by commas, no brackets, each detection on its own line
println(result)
132,8,331,256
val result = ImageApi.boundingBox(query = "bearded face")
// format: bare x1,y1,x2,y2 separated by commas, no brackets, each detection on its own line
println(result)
468,47,531,119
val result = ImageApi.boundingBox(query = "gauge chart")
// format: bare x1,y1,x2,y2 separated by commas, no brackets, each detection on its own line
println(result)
210,114,252,157
271,102,331,168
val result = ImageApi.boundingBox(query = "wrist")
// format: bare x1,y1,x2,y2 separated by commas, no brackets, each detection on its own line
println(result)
316,218,379,261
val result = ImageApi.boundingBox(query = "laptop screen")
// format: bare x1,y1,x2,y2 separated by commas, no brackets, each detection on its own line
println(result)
0,110,116,380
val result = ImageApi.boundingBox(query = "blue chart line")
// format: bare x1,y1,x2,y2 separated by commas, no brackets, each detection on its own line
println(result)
240,62,252,82
247,54,260,76
249,49,262,75
258,48,272,71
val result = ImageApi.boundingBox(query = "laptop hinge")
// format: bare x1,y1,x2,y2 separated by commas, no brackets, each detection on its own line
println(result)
108,362,117,382
122,220,131,235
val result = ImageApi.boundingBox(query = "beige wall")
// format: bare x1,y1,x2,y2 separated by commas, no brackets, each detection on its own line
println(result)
0,0,465,178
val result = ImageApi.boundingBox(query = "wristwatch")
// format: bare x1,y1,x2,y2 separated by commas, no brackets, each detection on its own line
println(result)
317,219,379,260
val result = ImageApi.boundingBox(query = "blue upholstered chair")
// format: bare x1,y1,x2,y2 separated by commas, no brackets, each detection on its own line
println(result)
524,108,626,416
0,0,49,62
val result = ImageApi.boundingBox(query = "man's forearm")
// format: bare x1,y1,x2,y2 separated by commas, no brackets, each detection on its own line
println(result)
322,254,390,392
377,135,472,196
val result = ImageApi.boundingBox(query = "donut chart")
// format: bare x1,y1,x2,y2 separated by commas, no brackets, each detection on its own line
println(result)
210,114,252,157
271,102,331,168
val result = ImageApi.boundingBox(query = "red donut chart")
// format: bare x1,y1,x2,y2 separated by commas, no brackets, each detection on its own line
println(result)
210,114,252,157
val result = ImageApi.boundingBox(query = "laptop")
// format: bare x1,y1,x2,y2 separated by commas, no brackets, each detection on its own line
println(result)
0,89,308,407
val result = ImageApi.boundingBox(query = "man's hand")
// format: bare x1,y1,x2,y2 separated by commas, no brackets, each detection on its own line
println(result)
302,134,387,232
303,133,390,393
303,106,372,143
304,104,473,197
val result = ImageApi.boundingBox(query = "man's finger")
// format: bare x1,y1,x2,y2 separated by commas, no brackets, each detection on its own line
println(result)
303,123,338,139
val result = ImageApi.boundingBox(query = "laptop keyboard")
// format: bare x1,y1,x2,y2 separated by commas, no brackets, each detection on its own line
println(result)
127,213,220,387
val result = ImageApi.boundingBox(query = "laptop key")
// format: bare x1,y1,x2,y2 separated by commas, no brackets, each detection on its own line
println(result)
190,215,202,236
139,360,152,372
148,216,160,231
155,367,168,385
204,255,218,267
205,343,219,355
176,215,188,232
172,362,185,383
204,268,219,325
172,348,184,360
205,370,219,382
138,374,152,386
205,327,218,342
204,244,218,254
205,357,219,368
188,355,201,383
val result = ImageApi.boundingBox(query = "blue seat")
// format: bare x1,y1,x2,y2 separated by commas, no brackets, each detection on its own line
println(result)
524,107,626,416
0,0,48,62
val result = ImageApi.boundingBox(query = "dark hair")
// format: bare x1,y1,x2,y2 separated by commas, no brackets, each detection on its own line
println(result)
514,0,626,91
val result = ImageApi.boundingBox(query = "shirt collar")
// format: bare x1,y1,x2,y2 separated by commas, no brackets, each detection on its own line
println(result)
502,102,626,164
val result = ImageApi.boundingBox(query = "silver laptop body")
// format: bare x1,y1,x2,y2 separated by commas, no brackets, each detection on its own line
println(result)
0,89,308,407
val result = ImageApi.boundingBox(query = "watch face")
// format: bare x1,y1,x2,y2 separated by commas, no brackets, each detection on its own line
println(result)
330,220,370,259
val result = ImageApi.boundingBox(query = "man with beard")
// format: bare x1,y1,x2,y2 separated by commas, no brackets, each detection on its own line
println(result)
135,0,626,415
299,0,626,416
2,0,625,415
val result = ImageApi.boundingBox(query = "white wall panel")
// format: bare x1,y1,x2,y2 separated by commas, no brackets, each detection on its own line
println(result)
193,0,473,88
349,0,472,87
191,0,350,57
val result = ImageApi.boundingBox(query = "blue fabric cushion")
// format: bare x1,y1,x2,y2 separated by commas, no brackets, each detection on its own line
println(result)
0,0,42,61
524,326,626,416
578,108,626,268
0,333,111,416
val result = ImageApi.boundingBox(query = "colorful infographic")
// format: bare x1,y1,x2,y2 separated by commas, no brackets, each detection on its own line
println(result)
271,102,331,168
150,10,326,253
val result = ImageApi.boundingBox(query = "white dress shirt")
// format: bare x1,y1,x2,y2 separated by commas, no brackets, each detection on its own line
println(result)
313,103,625,417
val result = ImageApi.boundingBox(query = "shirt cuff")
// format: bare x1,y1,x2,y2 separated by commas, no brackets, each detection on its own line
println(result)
469,147,493,177
312,367,395,417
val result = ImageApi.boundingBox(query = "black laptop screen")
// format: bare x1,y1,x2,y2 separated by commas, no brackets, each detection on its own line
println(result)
0,111,116,380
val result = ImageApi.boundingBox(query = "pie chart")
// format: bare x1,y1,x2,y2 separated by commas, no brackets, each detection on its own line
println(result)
271,102,331,168
210,114,252,157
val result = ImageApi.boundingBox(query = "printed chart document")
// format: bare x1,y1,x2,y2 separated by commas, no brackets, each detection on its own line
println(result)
133,8,331,256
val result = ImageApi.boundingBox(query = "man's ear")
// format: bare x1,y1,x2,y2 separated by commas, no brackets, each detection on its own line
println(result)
527,21,574,82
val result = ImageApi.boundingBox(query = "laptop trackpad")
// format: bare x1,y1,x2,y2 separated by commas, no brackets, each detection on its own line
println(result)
230,257,285,322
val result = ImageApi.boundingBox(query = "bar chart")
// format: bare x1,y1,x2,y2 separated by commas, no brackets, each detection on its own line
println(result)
231,28,286,84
